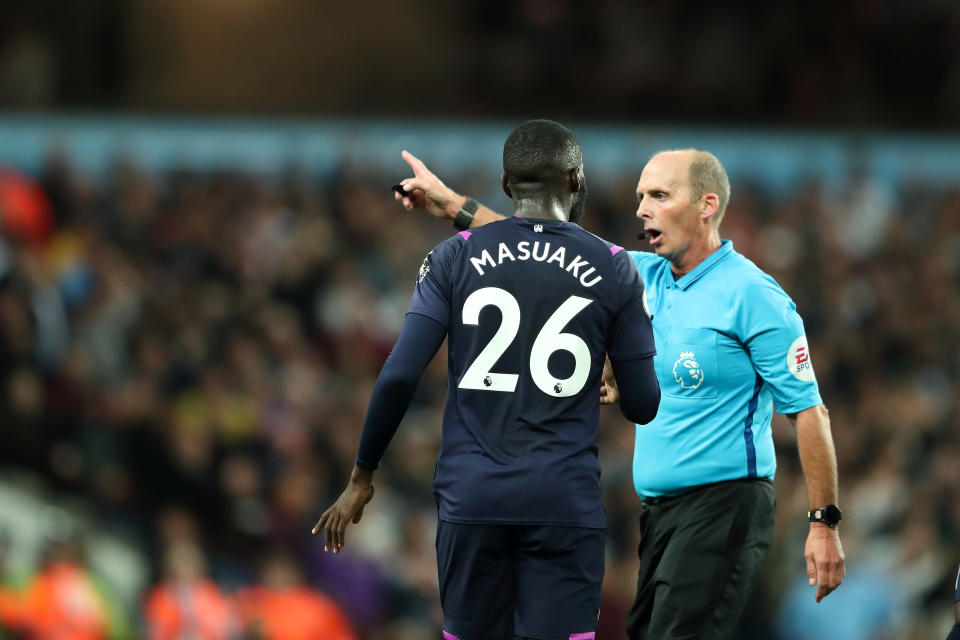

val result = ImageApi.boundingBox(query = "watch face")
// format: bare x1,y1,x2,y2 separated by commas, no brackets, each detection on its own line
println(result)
824,505,842,523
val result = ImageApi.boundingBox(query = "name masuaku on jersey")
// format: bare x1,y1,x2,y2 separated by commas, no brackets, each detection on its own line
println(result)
468,240,603,287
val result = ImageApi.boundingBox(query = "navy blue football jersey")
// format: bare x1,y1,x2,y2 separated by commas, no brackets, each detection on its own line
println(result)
955,563,960,602
408,216,656,527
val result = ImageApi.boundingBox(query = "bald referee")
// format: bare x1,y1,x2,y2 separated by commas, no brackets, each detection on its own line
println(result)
395,147,845,639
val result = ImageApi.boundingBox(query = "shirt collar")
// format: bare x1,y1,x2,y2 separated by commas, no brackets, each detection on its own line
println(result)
674,239,734,290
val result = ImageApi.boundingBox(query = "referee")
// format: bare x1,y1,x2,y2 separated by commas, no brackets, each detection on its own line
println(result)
618,149,843,638
395,147,846,639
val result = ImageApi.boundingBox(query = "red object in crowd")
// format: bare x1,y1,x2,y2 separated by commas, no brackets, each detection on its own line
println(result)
0,169,54,246
20,562,111,640
234,585,358,640
0,584,23,632
144,579,236,640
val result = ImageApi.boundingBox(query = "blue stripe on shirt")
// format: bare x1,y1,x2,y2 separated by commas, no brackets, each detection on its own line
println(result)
743,374,763,478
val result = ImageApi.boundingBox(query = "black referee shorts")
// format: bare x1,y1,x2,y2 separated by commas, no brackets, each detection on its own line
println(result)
626,478,776,640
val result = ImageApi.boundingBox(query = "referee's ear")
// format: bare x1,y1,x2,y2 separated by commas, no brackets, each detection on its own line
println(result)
501,173,512,199
699,191,720,223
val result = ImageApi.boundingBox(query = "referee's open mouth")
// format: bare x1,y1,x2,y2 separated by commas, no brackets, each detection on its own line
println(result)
645,228,663,246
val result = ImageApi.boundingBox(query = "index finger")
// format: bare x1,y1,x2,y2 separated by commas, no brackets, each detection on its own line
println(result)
401,150,431,177
815,565,839,602
311,511,328,535
816,580,837,602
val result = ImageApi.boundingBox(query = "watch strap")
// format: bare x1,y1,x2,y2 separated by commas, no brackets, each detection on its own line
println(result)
807,505,842,527
454,198,479,231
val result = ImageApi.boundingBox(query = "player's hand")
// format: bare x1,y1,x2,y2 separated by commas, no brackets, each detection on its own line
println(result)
804,524,845,602
600,356,619,405
396,150,466,219
312,468,375,554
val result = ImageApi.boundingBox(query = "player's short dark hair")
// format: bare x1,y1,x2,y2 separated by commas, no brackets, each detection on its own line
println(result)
502,120,583,191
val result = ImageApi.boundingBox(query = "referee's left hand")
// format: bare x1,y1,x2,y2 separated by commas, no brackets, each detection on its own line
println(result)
805,524,845,602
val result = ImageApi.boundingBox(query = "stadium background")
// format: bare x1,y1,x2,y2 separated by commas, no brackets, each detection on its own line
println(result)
0,1,958,639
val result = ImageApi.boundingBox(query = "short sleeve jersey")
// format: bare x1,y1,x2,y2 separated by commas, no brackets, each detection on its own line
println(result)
408,216,655,527
629,240,822,498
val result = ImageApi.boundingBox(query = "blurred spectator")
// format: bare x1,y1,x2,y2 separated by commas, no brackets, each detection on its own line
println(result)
144,543,236,640
234,550,356,640
0,529,23,638
20,534,116,640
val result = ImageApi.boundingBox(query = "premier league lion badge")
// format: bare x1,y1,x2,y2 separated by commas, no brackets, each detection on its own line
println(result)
417,251,432,284
672,351,704,389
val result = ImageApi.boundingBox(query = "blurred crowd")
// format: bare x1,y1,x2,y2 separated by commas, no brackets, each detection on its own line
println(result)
0,143,957,640
3,1,960,127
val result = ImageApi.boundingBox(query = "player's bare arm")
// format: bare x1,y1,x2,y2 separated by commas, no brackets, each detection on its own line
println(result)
396,150,503,227
788,404,845,603
312,466,375,554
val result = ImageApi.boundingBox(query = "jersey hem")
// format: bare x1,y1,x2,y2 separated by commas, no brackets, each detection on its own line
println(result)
405,309,448,329
636,475,774,501
774,395,822,415
437,515,606,529
609,349,657,362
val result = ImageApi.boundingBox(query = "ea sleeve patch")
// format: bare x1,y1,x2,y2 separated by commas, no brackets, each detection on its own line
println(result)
787,336,816,382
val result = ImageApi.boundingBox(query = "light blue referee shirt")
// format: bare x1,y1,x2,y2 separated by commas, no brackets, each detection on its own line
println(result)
629,240,822,498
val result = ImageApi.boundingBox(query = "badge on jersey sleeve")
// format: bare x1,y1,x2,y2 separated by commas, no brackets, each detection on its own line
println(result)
417,251,432,283
787,336,816,382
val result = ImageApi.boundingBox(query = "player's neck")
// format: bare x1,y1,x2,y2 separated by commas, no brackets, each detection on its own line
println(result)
513,197,568,222
669,231,722,279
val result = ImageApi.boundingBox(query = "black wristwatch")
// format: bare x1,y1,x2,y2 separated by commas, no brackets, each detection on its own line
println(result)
808,504,842,528
454,197,479,231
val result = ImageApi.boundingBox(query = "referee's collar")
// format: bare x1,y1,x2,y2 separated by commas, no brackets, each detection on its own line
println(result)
673,240,734,290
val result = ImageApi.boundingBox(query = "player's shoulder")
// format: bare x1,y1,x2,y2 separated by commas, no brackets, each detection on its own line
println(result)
417,231,471,282
572,228,641,281
559,226,631,267
575,226,621,250
428,230,472,260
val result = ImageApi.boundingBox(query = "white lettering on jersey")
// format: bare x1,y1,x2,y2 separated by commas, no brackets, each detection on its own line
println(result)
470,249,497,275
579,267,602,288
516,241,531,260
467,241,603,287
787,336,816,382
565,254,588,277
531,241,550,261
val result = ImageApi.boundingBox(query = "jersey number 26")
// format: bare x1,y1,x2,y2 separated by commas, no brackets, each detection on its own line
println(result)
458,287,593,397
